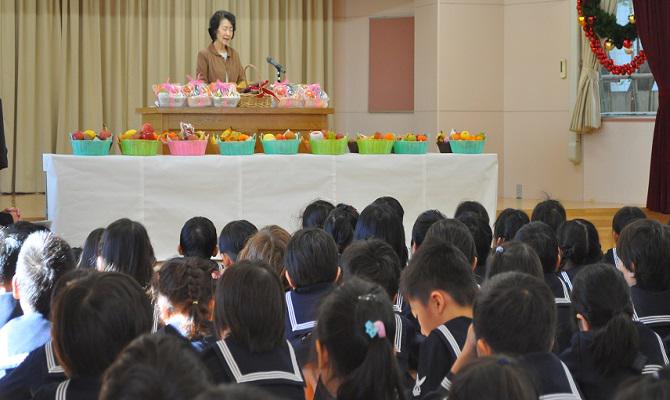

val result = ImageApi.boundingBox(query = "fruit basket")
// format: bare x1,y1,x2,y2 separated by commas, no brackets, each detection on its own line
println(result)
70,139,113,156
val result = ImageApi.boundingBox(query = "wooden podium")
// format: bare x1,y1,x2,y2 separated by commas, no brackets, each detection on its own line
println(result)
136,107,334,153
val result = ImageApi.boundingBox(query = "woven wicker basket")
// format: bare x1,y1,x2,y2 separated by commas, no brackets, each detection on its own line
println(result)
239,64,273,108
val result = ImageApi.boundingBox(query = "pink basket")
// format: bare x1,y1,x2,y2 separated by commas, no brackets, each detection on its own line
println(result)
187,95,212,107
167,140,208,156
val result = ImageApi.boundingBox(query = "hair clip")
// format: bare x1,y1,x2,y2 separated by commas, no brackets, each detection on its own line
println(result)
365,320,386,339
495,246,504,254
192,300,199,305
358,293,377,302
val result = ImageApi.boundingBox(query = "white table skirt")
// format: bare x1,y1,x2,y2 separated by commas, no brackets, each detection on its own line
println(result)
43,153,498,260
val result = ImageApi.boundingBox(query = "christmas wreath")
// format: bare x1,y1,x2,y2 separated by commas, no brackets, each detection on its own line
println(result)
577,0,646,76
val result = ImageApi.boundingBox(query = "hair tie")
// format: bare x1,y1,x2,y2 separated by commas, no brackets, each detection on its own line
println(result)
495,246,504,254
365,320,386,339
358,293,377,302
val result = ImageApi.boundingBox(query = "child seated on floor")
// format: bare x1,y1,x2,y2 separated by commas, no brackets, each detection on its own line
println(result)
531,199,566,233
484,241,543,281
218,220,257,268
410,210,446,255
301,200,334,229
237,225,290,288
603,206,646,267
323,204,359,256
178,217,219,270
493,208,529,246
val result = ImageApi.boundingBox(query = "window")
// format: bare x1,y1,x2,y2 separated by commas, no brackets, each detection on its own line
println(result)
599,0,658,117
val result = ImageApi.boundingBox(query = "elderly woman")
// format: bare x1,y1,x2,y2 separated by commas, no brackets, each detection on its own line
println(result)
196,10,246,85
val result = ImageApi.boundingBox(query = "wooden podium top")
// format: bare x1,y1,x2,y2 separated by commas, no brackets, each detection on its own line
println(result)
136,107,334,115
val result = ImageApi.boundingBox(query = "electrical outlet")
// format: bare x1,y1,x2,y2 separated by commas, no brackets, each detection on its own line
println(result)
516,184,523,199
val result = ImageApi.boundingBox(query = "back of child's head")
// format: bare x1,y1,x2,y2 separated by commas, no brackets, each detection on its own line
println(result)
454,200,490,225
493,208,530,243
474,271,556,356
571,263,639,374
100,333,211,400
15,230,75,316
613,206,646,236
449,356,538,400
486,241,543,281
99,218,156,288
195,384,282,400
214,259,285,352
372,196,405,220
0,221,49,285
422,218,477,265
354,203,408,267
284,228,339,288
457,211,493,267
617,219,670,291
575,218,603,264
154,257,216,339
323,204,359,254
302,199,335,229
179,217,217,259
316,277,405,400
341,238,401,299
218,220,257,262
614,368,670,400
411,209,446,250
52,271,153,378
400,241,477,307
514,221,559,274
557,219,593,268
531,199,566,233
237,225,290,279
78,227,104,269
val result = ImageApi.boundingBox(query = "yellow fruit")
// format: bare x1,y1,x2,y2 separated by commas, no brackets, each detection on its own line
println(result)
263,133,276,141
460,131,470,139
122,129,137,139
83,130,96,138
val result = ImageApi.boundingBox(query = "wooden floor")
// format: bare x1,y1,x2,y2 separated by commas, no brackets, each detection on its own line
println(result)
2,194,668,251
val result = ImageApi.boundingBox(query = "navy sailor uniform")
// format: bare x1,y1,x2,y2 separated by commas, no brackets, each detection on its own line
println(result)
201,337,305,400
284,282,333,365
0,340,66,399
545,272,576,353
631,286,670,342
517,351,583,400
411,316,471,399
32,376,101,400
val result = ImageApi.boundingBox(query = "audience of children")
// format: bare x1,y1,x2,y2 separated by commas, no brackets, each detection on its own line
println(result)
0,198,668,400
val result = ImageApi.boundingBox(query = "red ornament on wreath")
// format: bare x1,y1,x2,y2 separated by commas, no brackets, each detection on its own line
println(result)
577,0,646,76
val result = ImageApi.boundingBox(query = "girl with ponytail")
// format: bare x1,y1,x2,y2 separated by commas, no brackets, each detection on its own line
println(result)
314,277,407,400
557,219,596,290
560,263,669,400
154,257,217,351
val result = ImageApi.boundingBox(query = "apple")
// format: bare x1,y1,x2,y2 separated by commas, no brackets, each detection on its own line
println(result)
284,130,296,140
374,132,383,140
141,123,154,134
98,125,112,140
71,130,84,140
335,133,344,140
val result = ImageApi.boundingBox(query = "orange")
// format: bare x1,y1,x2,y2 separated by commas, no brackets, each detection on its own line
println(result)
239,134,249,141
384,133,395,141
451,133,461,141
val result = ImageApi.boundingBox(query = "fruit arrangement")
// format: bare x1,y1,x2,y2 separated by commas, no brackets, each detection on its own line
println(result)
445,130,487,154
217,127,256,156
396,133,428,142
394,132,429,154
161,122,208,156
261,129,300,154
218,127,252,142
120,123,159,141
69,126,113,156
448,130,486,141
210,80,240,108
310,130,348,155
262,129,298,141
356,132,396,154
118,123,161,156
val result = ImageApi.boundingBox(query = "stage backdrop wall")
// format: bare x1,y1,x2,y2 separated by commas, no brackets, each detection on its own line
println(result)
0,0,333,193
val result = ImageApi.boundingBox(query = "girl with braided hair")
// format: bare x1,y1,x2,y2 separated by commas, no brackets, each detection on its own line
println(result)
154,257,217,352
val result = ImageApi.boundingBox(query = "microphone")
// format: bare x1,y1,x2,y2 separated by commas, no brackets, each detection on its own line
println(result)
266,56,286,73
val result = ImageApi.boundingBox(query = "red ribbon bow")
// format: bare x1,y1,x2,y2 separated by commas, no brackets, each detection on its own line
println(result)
249,80,279,100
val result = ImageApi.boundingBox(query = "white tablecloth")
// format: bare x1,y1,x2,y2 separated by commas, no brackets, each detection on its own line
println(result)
43,153,498,260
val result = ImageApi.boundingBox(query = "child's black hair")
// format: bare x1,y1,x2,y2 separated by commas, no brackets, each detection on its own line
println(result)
531,199,566,233
454,200,490,225
575,218,603,264
323,204,359,254
354,203,408,267
474,271,556,355
571,263,639,375
449,355,538,400
457,211,493,267
618,219,670,291
195,384,282,400
400,241,477,307
341,238,401,299
316,277,407,400
99,218,156,288
284,228,339,288
557,220,592,269
422,218,477,265
218,220,258,262
15,230,76,317
614,368,670,400
214,259,285,352
100,333,211,400
493,208,530,243
179,217,217,260
78,227,104,269
411,209,446,249
302,200,335,229
0,221,49,285
486,241,543,281
52,271,153,378
612,206,646,235
514,221,559,274
372,196,405,220
154,257,216,339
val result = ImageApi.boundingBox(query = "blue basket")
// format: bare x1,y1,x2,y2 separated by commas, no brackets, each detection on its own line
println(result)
393,141,429,154
449,140,485,154
262,138,300,155
70,139,113,156
217,137,256,156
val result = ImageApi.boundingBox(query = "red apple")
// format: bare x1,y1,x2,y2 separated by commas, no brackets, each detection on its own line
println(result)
98,126,112,140
141,123,154,134
71,131,84,140
336,134,344,140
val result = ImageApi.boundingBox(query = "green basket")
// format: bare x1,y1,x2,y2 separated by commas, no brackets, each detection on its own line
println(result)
119,139,160,156
356,139,394,154
261,138,300,155
70,139,112,156
449,140,485,154
393,141,429,154
310,138,348,155
217,137,256,156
